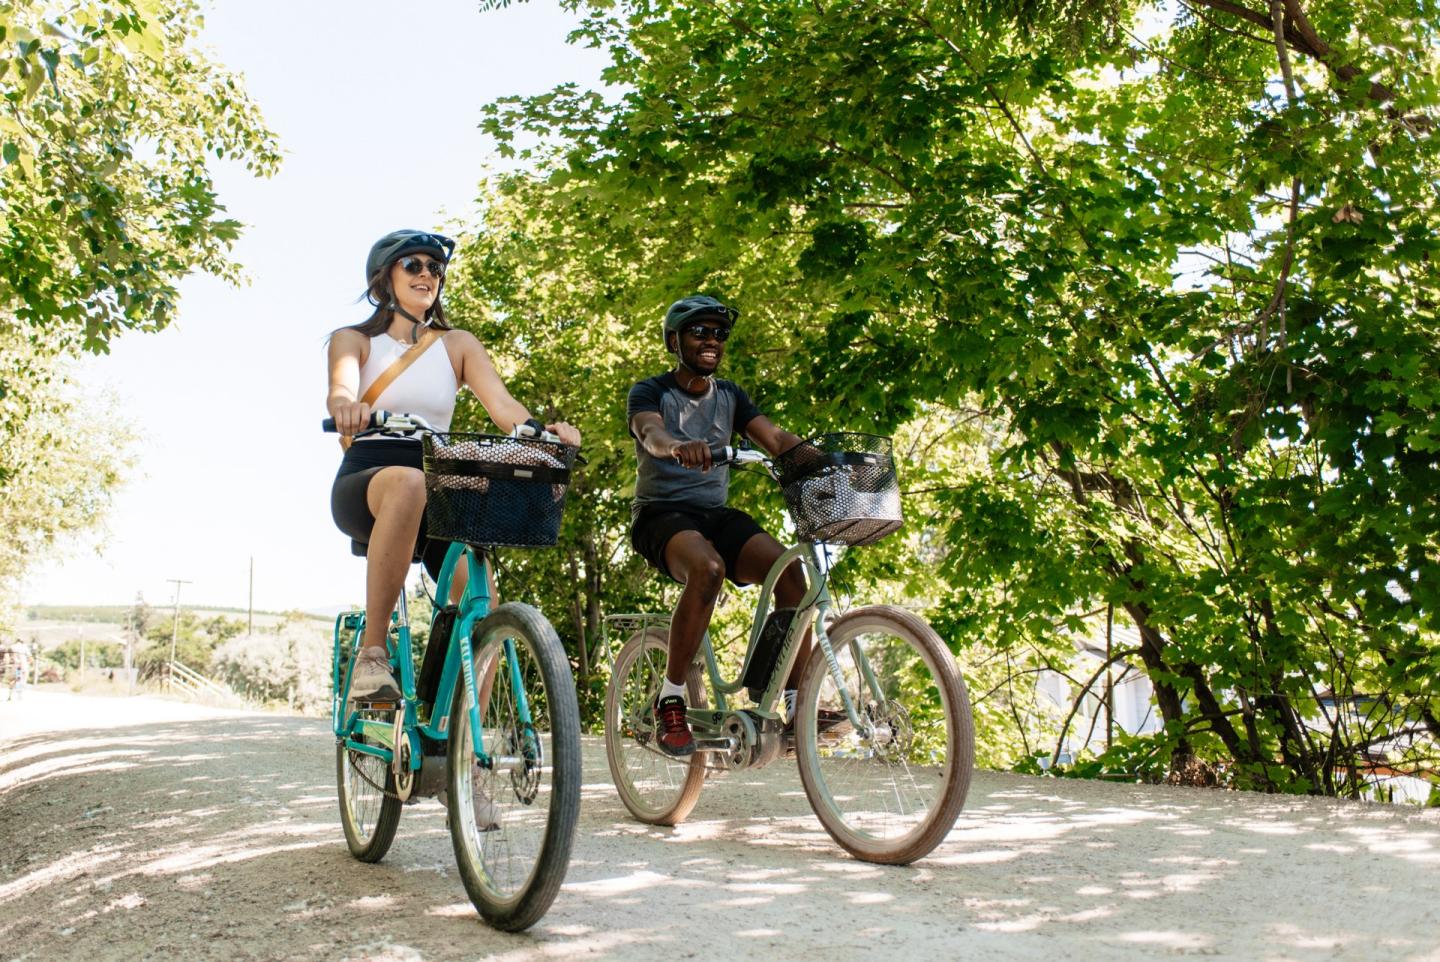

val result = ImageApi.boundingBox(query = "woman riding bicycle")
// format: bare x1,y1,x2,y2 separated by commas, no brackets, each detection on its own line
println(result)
326,229,580,701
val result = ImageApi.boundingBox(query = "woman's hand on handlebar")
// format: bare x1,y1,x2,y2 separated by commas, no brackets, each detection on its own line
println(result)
329,400,373,437
547,421,582,448
671,439,713,471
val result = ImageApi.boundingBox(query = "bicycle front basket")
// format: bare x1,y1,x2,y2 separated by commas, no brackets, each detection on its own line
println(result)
422,433,578,548
772,432,902,547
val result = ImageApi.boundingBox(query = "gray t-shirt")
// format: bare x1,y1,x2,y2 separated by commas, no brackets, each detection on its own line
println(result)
627,372,762,517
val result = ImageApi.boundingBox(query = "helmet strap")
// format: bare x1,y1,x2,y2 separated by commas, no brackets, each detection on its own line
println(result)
388,301,430,345
674,343,715,391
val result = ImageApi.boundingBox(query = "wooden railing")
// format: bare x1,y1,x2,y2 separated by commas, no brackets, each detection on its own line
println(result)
169,660,243,706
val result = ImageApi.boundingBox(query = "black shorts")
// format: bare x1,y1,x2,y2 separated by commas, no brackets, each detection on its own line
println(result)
630,502,766,585
331,439,447,577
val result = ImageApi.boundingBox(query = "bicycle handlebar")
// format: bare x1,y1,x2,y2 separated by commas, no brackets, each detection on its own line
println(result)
708,443,768,466
321,409,395,434
322,411,562,444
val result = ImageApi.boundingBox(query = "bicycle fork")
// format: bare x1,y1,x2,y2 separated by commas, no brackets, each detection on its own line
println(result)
457,597,538,775
806,543,885,737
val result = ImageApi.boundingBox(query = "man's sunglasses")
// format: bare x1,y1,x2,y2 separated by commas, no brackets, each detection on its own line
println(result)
398,255,446,279
683,323,731,342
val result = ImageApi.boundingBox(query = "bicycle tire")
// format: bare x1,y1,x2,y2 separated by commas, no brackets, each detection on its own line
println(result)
336,709,404,862
604,628,707,826
446,602,581,932
795,605,974,864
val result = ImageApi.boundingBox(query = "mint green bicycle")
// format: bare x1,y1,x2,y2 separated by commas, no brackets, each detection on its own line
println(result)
324,411,581,931
605,433,974,864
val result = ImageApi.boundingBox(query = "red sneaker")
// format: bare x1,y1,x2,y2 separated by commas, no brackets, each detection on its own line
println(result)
653,695,695,757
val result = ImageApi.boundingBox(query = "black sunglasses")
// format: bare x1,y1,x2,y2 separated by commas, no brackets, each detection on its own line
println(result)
683,323,731,342
397,255,446,279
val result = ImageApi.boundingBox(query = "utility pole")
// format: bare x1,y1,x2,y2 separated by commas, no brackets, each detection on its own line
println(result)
125,606,136,695
167,578,191,690
248,555,254,636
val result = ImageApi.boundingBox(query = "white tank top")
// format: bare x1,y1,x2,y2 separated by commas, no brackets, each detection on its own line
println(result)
356,331,458,437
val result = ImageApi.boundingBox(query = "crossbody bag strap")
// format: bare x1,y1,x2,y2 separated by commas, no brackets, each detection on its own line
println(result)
340,328,445,450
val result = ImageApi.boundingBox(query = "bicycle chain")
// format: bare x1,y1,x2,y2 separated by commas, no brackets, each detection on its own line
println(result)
346,748,408,802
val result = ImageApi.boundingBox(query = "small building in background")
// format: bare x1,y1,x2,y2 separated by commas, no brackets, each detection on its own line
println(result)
1035,617,1160,765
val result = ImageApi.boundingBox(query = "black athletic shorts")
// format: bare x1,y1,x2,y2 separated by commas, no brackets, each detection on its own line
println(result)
331,439,447,577
630,502,766,585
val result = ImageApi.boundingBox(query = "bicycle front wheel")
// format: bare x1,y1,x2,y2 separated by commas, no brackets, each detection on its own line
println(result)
795,605,974,864
446,602,581,932
604,629,706,825
336,707,403,863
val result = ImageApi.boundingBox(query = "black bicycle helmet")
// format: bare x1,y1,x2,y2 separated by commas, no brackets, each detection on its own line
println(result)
365,229,456,283
662,294,739,350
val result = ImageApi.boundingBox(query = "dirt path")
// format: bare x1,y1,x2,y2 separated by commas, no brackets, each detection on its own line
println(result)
1,690,1437,962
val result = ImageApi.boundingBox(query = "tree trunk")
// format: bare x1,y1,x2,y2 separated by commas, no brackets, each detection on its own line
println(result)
1122,601,1187,739
568,551,588,679
583,533,602,667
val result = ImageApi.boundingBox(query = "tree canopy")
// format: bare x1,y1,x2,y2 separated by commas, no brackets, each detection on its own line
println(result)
453,0,1440,794
0,0,278,355
0,0,278,607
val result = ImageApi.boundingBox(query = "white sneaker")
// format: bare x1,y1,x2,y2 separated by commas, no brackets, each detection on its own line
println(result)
471,784,501,832
349,647,399,701
439,779,501,832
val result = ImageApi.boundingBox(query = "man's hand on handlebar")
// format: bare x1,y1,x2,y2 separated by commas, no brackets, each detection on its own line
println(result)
671,439,713,471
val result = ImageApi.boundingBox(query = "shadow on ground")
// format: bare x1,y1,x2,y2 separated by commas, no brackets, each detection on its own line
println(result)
1,711,1437,962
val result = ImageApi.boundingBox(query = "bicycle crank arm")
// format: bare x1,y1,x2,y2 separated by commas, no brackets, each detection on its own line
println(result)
692,736,740,752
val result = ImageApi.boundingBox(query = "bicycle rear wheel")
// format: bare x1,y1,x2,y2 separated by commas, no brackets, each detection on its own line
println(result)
446,602,581,932
795,605,974,864
604,629,706,825
336,706,403,862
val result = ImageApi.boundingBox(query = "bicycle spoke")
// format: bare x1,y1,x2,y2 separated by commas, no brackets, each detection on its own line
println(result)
797,607,973,864
448,603,580,932
336,705,403,862
605,632,706,825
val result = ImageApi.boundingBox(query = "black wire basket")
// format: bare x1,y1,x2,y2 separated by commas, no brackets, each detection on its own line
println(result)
422,433,579,548
772,432,903,547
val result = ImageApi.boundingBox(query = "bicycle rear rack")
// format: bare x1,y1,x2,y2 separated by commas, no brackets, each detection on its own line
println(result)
600,612,672,670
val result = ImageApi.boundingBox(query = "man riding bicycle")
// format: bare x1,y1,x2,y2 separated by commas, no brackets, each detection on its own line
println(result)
627,295,812,756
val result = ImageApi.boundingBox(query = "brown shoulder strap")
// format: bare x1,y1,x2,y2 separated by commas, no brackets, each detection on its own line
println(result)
340,328,445,449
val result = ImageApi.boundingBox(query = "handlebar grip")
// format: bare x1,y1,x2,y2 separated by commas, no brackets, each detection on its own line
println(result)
708,443,734,463
322,410,387,434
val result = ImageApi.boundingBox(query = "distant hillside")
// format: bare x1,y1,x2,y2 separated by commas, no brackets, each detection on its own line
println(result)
25,605,131,625
17,605,332,651
25,604,329,624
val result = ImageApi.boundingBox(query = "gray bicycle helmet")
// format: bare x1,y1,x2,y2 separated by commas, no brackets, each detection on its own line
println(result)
662,294,739,351
365,229,456,283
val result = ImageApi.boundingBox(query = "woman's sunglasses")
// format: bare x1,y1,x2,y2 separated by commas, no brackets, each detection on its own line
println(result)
398,255,446,279
684,323,731,342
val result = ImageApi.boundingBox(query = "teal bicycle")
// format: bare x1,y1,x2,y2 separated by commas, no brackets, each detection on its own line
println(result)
323,410,581,931
605,433,974,865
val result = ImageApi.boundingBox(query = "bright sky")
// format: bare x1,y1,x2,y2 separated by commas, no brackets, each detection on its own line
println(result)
22,0,608,615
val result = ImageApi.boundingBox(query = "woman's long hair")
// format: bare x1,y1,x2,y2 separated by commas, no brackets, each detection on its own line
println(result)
343,258,454,339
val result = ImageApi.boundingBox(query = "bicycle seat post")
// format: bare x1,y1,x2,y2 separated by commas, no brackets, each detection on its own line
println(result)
394,584,411,630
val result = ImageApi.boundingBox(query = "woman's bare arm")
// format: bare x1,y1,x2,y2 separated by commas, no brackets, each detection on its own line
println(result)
450,330,581,446
326,329,371,435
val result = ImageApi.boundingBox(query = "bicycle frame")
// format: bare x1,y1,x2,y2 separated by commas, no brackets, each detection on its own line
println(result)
689,540,875,739
332,540,536,775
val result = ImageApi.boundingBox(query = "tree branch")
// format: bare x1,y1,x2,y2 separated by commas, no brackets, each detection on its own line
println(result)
1050,647,1142,768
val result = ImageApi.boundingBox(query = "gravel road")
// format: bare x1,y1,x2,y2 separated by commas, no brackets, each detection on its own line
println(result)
1,690,1437,962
